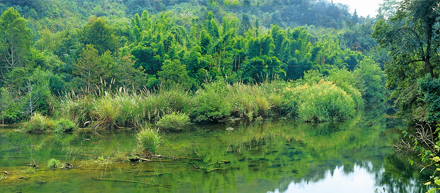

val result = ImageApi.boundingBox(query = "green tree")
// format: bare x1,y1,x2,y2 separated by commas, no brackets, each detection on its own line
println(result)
373,0,439,80
158,59,192,90
0,7,32,83
131,43,163,75
78,17,118,55
354,58,386,109
372,0,440,120
73,45,108,93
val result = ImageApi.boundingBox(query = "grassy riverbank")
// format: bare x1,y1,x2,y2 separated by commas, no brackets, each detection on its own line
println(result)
24,75,365,133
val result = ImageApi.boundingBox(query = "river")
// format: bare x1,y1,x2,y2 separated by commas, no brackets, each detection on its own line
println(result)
0,112,428,193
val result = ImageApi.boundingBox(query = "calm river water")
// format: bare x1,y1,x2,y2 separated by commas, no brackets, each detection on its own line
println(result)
0,112,428,193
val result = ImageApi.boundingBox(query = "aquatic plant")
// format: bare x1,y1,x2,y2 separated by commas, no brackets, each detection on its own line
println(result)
137,126,161,155
157,112,190,131
47,158,61,169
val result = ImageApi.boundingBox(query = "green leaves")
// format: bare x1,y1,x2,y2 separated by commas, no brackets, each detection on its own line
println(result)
158,59,193,90
78,17,118,55
0,7,32,80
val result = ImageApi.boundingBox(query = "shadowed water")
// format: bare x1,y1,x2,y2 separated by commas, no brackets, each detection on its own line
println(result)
0,112,428,193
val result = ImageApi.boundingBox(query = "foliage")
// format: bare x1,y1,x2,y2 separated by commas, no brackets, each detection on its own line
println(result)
24,113,54,132
78,17,118,55
402,124,440,193
54,119,77,133
418,75,440,124
47,158,61,169
372,0,440,122
0,1,383,125
354,58,386,109
191,81,232,122
285,79,357,122
0,87,20,124
158,59,193,90
0,7,32,83
136,125,160,155
156,112,190,131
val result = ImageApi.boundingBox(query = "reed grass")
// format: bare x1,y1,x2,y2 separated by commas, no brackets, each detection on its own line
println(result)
24,113,55,132
58,79,364,129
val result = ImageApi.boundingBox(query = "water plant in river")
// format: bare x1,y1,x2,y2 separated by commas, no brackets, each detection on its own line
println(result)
157,112,190,131
137,126,161,155
47,158,61,169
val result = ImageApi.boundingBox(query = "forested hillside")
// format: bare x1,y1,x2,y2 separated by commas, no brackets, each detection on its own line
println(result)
0,0,381,125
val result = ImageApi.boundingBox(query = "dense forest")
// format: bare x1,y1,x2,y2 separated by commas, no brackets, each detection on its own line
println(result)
0,0,382,125
1,0,440,190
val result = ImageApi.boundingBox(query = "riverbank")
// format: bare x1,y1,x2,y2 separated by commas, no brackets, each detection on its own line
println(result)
22,75,366,134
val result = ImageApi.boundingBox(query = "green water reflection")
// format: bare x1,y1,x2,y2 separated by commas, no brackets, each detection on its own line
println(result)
0,113,428,193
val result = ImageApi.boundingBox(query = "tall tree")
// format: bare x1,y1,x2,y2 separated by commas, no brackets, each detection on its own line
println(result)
79,17,118,55
0,7,32,82
372,0,440,121
73,45,107,93
373,0,439,79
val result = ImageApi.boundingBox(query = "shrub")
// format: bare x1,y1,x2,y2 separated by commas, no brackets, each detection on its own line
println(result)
157,112,190,131
54,119,77,133
191,81,232,122
47,158,61,169
24,113,54,132
137,126,161,155
286,80,357,122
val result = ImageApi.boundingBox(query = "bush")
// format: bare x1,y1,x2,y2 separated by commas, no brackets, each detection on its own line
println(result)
47,158,61,169
54,119,77,133
24,113,54,132
137,126,161,155
157,112,190,131
191,81,232,122
286,79,357,122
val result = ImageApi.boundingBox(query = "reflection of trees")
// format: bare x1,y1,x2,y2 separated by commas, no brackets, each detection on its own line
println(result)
0,111,428,193
376,154,428,193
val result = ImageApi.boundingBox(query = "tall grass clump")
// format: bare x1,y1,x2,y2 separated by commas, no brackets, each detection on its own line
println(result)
156,112,190,131
137,125,161,155
60,87,193,129
47,158,61,169
61,95,95,127
286,79,357,122
191,81,232,122
24,113,54,132
93,95,120,129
